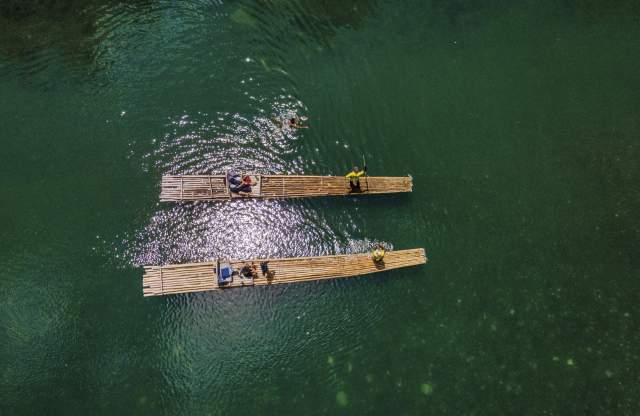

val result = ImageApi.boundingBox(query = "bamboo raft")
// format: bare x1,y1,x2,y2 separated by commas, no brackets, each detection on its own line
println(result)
160,174,412,202
142,248,427,296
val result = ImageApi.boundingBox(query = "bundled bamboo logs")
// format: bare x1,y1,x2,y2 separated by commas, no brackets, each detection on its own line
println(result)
142,248,426,296
159,174,412,202
160,175,229,201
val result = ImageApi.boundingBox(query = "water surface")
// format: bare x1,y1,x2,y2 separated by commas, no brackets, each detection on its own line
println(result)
1,0,639,414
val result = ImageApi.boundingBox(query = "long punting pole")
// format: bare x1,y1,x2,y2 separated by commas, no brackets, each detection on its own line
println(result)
142,248,427,297
362,154,369,193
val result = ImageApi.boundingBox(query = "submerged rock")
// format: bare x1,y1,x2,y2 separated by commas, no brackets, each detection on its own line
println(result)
420,383,433,396
336,390,348,406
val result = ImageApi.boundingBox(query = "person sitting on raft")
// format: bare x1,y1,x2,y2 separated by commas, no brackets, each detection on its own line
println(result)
240,263,257,279
372,244,386,263
260,261,273,279
346,166,365,192
227,172,256,195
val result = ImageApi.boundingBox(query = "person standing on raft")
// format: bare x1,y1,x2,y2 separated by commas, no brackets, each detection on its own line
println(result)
346,166,365,192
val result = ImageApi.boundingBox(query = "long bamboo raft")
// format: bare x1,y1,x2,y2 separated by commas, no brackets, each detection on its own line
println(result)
142,248,426,296
160,174,412,202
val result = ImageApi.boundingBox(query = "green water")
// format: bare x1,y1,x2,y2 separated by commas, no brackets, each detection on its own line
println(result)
1,0,639,414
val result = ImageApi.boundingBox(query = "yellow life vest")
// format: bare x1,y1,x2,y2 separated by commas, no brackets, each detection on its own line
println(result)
372,248,385,262
345,170,365,178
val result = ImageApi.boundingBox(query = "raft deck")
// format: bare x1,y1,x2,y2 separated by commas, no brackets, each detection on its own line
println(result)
160,174,412,202
142,248,427,296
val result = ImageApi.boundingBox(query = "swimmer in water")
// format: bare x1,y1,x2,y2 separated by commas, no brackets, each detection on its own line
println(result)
272,114,308,129
287,116,308,129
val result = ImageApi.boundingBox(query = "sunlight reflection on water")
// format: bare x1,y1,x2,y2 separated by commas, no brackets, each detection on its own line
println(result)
127,200,337,266
144,98,308,175
123,91,384,267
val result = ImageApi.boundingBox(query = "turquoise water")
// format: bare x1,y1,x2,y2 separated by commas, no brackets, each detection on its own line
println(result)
1,0,639,414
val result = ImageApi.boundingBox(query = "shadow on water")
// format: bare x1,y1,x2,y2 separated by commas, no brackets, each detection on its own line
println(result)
0,0,375,86
0,0,226,86
0,0,146,85
2,0,639,86
0,1,98,74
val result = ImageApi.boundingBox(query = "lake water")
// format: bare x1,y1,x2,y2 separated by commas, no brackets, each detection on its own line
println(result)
1,0,639,414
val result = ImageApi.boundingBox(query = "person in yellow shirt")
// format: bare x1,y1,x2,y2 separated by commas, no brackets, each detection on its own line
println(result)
345,166,365,192
372,244,386,263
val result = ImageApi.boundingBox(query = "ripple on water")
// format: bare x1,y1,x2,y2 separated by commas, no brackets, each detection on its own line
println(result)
144,99,309,175
125,199,349,266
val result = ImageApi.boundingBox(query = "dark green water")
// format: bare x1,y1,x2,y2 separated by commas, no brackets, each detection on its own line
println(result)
1,0,639,414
